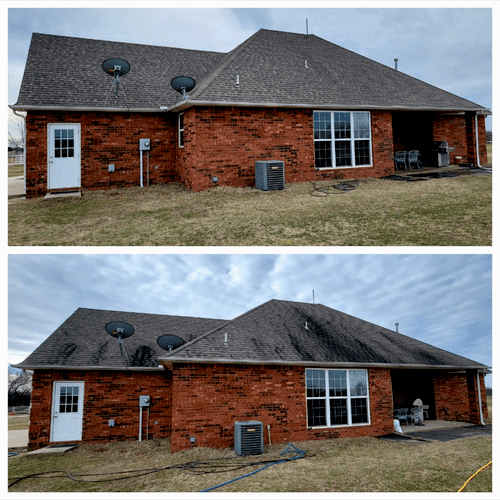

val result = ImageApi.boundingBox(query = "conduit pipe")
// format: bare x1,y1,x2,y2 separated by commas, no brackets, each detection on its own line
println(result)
140,150,144,188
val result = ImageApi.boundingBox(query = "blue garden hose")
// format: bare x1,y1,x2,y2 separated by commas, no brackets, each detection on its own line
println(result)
201,443,306,492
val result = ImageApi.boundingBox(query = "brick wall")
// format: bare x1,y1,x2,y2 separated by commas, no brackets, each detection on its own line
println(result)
25,111,178,198
177,107,395,192
434,371,488,423
28,369,172,450
170,363,394,453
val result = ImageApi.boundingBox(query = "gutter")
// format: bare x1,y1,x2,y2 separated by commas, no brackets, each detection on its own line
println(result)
159,356,490,371
9,104,161,113
163,99,492,115
11,363,165,372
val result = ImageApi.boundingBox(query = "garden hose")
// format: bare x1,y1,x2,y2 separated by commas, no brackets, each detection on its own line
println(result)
457,461,492,492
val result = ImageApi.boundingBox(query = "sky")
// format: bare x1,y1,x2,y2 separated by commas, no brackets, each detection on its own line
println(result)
8,253,492,387
7,4,493,135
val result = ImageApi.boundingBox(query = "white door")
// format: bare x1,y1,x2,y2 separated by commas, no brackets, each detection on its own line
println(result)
51,382,84,442
48,124,81,189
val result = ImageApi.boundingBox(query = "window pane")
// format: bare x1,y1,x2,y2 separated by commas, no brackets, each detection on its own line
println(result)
329,370,347,397
314,141,332,169
335,141,352,167
68,130,74,139
334,112,351,139
330,398,348,425
62,130,68,139
313,112,332,140
350,370,368,396
353,112,370,138
306,370,326,398
307,398,326,427
351,397,369,424
354,140,370,166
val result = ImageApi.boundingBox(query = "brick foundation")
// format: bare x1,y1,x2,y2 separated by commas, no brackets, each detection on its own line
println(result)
170,363,394,453
28,369,172,450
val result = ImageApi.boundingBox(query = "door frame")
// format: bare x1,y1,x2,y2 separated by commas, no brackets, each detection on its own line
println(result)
50,381,85,443
47,123,81,189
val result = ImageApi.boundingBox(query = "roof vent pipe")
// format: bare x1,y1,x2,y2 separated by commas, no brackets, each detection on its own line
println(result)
395,322,399,333
236,74,240,86
394,58,399,71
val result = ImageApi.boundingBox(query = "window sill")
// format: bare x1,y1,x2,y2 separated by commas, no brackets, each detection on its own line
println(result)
315,165,373,170
308,422,371,430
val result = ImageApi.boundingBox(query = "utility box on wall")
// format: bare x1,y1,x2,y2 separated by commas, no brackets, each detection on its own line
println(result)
139,395,150,407
139,138,151,151
234,420,264,456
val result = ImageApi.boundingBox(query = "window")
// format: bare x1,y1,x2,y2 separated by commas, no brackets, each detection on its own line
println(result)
178,113,184,147
306,369,370,427
59,386,79,413
54,129,75,158
313,111,372,168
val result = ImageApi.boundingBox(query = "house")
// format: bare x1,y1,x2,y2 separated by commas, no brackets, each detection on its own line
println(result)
11,29,490,198
15,299,489,452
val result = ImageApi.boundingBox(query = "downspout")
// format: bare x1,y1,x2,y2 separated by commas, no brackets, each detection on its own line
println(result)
12,110,26,192
476,370,485,426
475,113,482,168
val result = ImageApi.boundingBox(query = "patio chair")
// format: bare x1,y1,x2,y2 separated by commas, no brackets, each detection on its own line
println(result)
394,151,408,170
395,408,410,425
410,406,425,426
407,150,424,169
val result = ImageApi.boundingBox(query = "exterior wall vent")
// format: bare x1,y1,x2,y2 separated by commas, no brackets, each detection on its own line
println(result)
255,161,285,191
234,420,264,456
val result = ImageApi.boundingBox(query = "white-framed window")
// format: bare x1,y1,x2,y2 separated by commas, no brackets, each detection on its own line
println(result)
313,111,372,169
306,368,370,428
178,113,184,147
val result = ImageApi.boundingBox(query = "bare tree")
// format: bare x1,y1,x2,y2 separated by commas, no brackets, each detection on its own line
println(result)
8,115,25,150
8,366,32,407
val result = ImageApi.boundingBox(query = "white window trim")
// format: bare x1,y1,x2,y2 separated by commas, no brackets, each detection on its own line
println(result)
178,113,184,148
305,368,371,429
313,110,373,169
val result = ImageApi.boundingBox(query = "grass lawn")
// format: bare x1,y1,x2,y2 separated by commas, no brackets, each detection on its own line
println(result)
8,415,30,431
8,174,492,246
8,164,24,177
8,435,492,493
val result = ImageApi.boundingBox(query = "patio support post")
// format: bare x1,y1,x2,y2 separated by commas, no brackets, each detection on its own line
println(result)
477,370,485,425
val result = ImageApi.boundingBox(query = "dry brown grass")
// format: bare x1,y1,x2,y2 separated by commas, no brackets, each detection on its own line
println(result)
8,434,492,493
8,174,492,246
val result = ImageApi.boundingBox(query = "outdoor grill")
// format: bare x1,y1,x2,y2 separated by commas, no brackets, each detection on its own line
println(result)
430,140,450,167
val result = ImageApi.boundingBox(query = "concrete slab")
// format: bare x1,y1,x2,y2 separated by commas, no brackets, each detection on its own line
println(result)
8,176,25,198
26,444,78,455
44,191,81,199
8,430,28,450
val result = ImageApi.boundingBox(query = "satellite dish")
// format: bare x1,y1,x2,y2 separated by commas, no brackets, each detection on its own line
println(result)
171,76,196,100
157,335,185,352
105,321,134,362
102,58,130,101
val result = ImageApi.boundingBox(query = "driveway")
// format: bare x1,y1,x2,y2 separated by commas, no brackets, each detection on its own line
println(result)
8,176,25,199
381,424,492,443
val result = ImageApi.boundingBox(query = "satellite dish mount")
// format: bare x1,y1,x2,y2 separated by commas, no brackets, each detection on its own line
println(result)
171,76,196,101
105,321,135,363
102,58,131,102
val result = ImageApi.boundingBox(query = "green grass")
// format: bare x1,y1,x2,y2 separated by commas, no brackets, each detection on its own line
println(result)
8,435,492,492
8,174,492,246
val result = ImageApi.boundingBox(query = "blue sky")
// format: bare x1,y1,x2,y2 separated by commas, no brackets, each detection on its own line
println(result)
8,253,492,386
8,5,493,133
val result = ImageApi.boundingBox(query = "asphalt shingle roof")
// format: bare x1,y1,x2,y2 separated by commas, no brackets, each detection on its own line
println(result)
161,300,488,370
13,29,489,113
16,300,487,371
16,308,227,369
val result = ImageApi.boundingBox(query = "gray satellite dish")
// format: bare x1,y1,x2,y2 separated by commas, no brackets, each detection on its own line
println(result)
171,76,196,100
157,334,185,352
105,321,134,362
102,58,130,101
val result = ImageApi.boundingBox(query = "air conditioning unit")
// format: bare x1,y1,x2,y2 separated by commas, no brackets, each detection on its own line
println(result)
255,161,285,191
234,420,264,456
